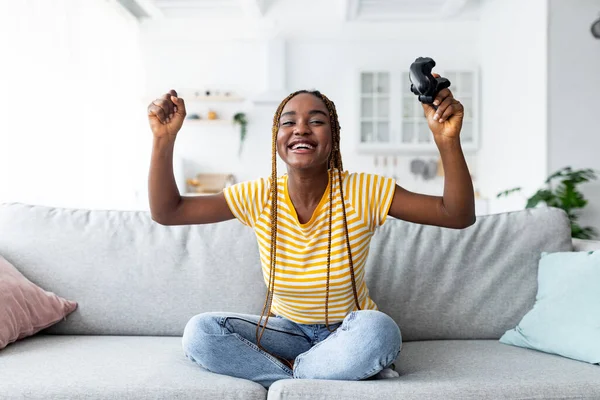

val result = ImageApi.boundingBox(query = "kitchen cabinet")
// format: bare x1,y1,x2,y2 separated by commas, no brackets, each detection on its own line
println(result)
358,69,479,154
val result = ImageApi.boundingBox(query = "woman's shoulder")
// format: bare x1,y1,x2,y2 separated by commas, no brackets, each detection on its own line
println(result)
228,175,272,195
339,170,396,196
342,170,393,180
338,170,381,183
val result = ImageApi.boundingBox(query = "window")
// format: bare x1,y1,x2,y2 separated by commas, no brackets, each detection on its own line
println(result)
358,69,478,153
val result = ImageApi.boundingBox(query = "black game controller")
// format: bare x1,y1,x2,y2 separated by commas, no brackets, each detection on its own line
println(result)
409,57,451,105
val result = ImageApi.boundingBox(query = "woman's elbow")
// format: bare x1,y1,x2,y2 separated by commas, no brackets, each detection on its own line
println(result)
447,214,476,229
150,211,173,226
457,214,476,229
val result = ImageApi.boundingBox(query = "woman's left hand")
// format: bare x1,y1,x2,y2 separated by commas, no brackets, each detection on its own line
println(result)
422,73,464,143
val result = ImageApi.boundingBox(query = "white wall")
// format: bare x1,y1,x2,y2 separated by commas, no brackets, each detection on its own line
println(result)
0,0,147,210
9,0,597,225
477,0,549,213
140,14,480,203
548,0,600,233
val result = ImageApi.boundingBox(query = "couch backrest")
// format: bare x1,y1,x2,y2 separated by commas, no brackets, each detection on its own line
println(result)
0,203,573,340
0,203,266,337
366,208,573,340
572,238,600,252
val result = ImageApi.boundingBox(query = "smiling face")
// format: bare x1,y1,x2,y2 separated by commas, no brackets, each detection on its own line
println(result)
276,93,333,172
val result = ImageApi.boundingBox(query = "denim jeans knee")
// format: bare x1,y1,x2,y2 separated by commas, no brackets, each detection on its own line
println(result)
347,310,402,367
181,312,223,362
293,310,402,381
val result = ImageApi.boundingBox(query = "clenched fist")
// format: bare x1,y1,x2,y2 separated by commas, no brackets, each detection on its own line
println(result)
421,73,464,145
147,89,187,138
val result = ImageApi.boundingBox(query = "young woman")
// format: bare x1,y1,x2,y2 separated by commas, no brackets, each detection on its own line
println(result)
147,79,475,388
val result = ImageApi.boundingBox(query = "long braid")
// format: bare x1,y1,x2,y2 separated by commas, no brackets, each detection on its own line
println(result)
325,163,333,329
255,90,361,366
316,92,361,331
255,92,296,369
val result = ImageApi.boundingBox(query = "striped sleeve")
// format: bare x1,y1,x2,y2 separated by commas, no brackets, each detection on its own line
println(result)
222,177,270,227
346,172,396,228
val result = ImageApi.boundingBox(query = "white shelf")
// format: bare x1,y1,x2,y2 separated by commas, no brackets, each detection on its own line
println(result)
143,95,244,104
187,95,244,102
184,119,233,125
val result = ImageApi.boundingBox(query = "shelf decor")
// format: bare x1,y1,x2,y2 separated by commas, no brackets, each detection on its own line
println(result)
233,112,248,157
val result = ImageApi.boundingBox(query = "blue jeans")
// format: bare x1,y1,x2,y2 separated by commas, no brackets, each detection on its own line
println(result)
182,310,402,388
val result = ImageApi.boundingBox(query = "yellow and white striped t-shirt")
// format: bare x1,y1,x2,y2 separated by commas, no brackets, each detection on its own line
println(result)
223,169,396,324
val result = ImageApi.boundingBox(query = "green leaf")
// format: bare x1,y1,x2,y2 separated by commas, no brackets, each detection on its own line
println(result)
545,167,598,186
525,189,555,208
568,212,579,222
496,187,522,198
572,223,598,240
545,166,571,184
555,184,587,211
499,166,599,239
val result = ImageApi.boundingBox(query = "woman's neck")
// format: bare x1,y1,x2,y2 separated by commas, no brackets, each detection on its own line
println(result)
286,167,330,210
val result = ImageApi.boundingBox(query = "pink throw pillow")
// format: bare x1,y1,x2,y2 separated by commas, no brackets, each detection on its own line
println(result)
0,255,77,350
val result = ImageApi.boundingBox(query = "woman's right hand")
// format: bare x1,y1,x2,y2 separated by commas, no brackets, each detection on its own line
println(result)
147,89,187,138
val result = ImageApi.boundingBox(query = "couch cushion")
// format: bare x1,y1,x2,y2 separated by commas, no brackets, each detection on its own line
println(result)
500,250,600,364
0,334,266,400
0,255,77,349
365,207,573,340
0,203,266,336
268,340,600,400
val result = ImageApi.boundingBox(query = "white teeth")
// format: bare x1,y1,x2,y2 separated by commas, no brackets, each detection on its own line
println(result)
291,143,315,150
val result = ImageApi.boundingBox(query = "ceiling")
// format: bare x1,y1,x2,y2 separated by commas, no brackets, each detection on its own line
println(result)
118,0,477,20
346,0,472,20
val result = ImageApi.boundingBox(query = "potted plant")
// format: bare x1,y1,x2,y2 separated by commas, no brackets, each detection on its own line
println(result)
233,112,248,157
497,167,598,239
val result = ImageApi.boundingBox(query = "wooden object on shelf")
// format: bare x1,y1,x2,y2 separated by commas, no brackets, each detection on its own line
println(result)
186,173,235,194
184,119,232,125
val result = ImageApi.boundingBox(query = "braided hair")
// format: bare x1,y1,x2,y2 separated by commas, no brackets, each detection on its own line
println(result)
255,90,362,369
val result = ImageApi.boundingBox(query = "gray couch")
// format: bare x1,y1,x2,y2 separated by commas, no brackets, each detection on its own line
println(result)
1,202,599,399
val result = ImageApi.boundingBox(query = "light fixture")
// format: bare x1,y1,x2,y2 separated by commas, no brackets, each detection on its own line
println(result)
592,15,600,39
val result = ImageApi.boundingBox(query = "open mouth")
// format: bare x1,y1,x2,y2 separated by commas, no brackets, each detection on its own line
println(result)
288,140,317,153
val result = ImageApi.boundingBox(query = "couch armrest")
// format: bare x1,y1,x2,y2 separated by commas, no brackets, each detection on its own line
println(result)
572,238,600,251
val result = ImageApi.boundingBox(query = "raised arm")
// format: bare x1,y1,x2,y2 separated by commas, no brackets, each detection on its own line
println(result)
147,90,234,226
388,76,475,229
